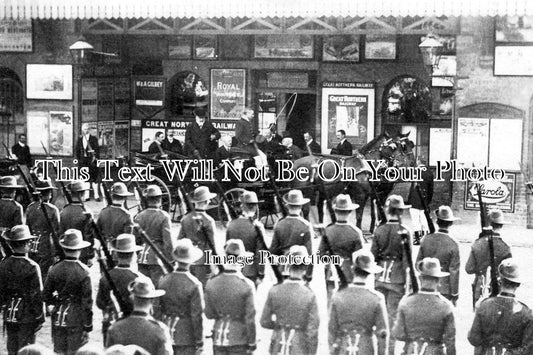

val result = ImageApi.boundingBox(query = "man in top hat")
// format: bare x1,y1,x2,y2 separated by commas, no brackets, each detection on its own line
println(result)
393,257,456,355
205,239,256,355
184,107,220,159
416,205,461,305
75,123,101,201
0,225,45,355
59,181,94,266
161,130,184,156
225,190,266,285
0,176,24,257
134,184,175,286
26,179,61,278
468,258,533,354
234,107,255,148
97,182,134,251
156,239,205,355
331,130,353,156
370,194,412,354
319,194,364,294
260,245,319,355
466,208,513,306
106,276,172,355
178,185,218,288
329,250,388,355
96,233,144,343
43,229,93,355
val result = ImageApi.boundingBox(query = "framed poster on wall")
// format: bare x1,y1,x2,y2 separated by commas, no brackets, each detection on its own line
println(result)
26,64,72,100
494,45,533,76
0,20,32,52
27,110,73,156
210,69,246,120
456,117,489,167
321,82,375,153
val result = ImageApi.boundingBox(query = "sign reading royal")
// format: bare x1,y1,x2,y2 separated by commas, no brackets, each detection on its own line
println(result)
464,173,516,212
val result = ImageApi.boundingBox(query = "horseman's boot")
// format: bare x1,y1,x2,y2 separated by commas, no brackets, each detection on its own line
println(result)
413,231,421,245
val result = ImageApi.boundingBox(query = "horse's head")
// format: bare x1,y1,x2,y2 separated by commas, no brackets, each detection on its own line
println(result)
378,132,415,168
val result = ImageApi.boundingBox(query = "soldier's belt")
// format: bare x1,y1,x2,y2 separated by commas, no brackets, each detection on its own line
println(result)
216,314,244,322
275,323,304,330
407,337,444,346
381,255,400,261
339,327,372,336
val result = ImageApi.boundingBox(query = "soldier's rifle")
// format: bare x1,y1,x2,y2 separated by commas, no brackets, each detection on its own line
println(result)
314,224,348,290
2,142,35,203
413,182,436,234
254,141,287,218
193,214,224,274
397,215,419,294
476,182,499,298
95,247,126,319
133,223,174,273
127,155,147,210
79,198,115,269
40,141,72,204
250,216,283,284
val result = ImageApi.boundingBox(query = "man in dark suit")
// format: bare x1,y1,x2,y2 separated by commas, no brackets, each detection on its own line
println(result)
161,131,183,155
331,129,353,156
303,132,321,155
148,132,166,156
11,134,32,167
281,137,304,160
234,107,255,148
75,123,100,200
184,107,220,159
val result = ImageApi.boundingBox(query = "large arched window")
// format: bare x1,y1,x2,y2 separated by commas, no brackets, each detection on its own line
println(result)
0,67,24,147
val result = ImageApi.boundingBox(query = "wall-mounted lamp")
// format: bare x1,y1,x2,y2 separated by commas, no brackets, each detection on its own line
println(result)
419,35,443,75
69,37,118,65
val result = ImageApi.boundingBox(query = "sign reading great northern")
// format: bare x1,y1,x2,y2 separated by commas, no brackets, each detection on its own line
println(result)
210,69,246,120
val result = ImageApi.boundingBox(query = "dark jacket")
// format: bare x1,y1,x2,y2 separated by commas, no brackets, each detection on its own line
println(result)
75,134,100,162
12,143,32,166
407,166,434,210
96,265,142,317
226,217,266,280
184,121,220,159
97,204,134,246
370,221,410,285
59,203,94,264
134,208,174,266
178,211,216,265
234,118,255,147
305,140,321,155
26,201,62,273
161,138,183,155
332,140,353,156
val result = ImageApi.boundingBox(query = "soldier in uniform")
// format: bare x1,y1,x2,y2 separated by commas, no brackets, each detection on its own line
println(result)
0,176,24,257
466,208,513,307
416,206,461,305
370,194,411,354
468,258,533,354
43,229,93,355
393,257,456,355
225,190,266,285
59,181,94,266
329,250,388,355
156,238,205,355
106,276,173,355
260,245,319,355
0,225,44,355
318,194,364,295
96,182,134,250
178,186,217,288
26,179,61,278
134,185,175,286
205,239,256,355
96,233,144,343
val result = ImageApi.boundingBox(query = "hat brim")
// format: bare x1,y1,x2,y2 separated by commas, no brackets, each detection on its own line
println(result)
420,270,450,278
225,250,254,258
134,289,166,299
500,274,521,283
190,192,217,203
355,264,383,274
435,210,460,221
490,218,509,225
70,187,90,192
283,197,310,205
389,203,411,209
35,186,58,191
175,247,204,264
3,234,38,241
333,203,360,211
111,245,144,253
60,240,92,250
113,191,135,197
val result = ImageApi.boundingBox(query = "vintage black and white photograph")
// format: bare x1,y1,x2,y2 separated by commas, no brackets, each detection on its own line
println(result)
1,1,533,355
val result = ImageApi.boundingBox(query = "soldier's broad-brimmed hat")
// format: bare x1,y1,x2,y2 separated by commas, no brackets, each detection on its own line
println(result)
105,344,150,355
111,182,134,197
488,208,509,225
241,191,263,204
417,257,449,278
68,181,90,192
128,276,165,298
385,195,411,210
5,225,37,241
434,205,460,222
59,229,91,250
288,245,308,258
34,179,57,191
224,239,253,258
0,176,23,189
499,258,521,283
111,233,143,253
143,185,163,197
352,249,383,274
333,194,359,211
173,238,204,264
190,186,217,203
283,190,310,206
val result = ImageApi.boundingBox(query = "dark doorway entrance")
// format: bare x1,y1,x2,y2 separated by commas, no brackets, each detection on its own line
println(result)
284,93,316,149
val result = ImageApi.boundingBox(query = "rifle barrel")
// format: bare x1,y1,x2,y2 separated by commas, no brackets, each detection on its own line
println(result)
134,224,174,273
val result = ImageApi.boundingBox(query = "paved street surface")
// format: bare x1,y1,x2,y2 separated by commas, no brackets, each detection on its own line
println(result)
2,200,533,354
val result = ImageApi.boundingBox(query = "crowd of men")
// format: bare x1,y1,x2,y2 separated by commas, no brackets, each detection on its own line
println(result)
0,162,532,355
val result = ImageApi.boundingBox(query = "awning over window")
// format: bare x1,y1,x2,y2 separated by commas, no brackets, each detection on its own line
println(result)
2,0,533,20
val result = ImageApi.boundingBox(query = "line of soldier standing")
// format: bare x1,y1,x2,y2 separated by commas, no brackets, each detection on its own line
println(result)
1,166,533,355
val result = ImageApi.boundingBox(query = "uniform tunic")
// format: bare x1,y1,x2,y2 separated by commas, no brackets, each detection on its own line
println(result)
205,270,256,351
178,210,216,287
225,216,266,281
106,310,173,355
393,290,456,355
329,283,388,355
465,233,512,304
468,293,533,355
96,204,134,247
156,270,204,350
416,230,460,298
270,215,312,256
59,203,94,265
0,253,44,354
96,265,143,319
260,279,319,355
0,198,24,256
25,201,61,277
319,221,364,283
